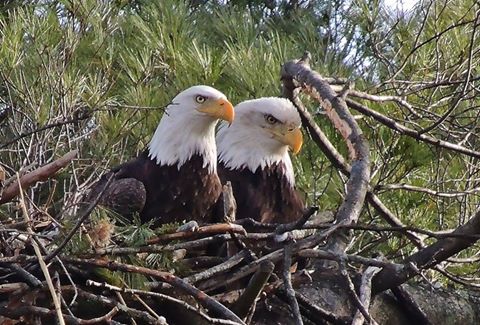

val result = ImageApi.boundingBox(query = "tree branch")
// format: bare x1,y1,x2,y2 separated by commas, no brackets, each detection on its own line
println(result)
281,52,370,256
231,260,274,319
346,99,480,159
373,207,480,294
0,150,78,205
62,257,245,324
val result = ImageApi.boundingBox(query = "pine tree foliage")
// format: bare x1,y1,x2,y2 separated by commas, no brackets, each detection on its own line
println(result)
1,0,479,286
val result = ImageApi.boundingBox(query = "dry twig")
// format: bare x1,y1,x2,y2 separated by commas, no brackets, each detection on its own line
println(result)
0,150,78,205
147,223,247,245
44,173,114,263
351,266,381,325
282,243,303,325
17,173,66,325
62,257,245,324
339,260,377,325
231,260,274,320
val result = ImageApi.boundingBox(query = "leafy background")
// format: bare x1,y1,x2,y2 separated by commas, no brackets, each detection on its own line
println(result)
1,0,479,280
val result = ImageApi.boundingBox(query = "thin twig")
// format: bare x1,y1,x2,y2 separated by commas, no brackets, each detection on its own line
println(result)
0,305,118,324
184,250,250,284
61,286,159,324
351,266,381,325
17,173,65,325
346,98,480,159
298,249,395,268
283,243,303,325
275,206,319,235
86,280,239,325
45,173,114,263
339,260,376,325
63,256,245,324
82,233,272,257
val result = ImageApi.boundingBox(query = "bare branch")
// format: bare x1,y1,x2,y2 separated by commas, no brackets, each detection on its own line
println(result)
391,285,433,325
351,266,381,325
281,53,370,256
346,99,480,159
231,260,274,320
282,244,303,325
376,183,480,198
373,207,480,294
0,150,78,205
86,280,240,325
147,223,247,245
17,173,65,325
184,250,250,284
62,257,245,324
339,261,377,325
44,174,114,263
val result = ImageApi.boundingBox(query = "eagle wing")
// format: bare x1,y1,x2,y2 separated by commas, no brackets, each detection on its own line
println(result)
88,152,222,225
87,158,147,218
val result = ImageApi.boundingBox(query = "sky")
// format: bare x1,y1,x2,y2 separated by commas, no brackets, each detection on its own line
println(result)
383,0,419,12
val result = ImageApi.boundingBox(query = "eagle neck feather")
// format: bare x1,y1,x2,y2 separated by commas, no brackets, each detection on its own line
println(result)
148,111,217,174
217,124,295,187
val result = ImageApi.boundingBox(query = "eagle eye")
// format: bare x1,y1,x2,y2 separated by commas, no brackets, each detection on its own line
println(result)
265,114,279,125
195,95,207,103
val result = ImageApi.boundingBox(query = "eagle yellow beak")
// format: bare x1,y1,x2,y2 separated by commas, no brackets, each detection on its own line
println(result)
197,98,235,124
281,128,303,154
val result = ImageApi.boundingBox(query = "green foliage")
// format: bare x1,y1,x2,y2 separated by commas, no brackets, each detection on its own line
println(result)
116,215,156,246
114,216,185,284
60,225,92,256
1,0,480,285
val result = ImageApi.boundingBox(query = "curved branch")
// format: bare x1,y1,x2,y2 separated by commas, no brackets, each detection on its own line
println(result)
281,52,370,255
284,82,424,248
0,150,78,205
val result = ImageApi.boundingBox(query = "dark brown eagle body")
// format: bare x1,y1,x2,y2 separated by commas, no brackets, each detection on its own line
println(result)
94,151,222,224
215,97,306,224
218,161,304,224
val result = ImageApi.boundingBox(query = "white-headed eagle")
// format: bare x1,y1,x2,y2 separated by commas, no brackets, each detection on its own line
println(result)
216,97,305,224
89,85,234,225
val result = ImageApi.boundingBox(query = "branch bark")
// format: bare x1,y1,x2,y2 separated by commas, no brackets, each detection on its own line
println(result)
0,150,78,205
373,207,480,294
280,69,424,248
281,53,370,255
62,257,245,324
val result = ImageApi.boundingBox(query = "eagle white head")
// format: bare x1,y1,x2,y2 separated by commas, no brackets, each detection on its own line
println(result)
216,97,303,186
148,85,234,173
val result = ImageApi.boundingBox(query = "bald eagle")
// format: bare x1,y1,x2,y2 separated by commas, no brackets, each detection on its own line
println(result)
216,97,305,224
90,85,234,225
